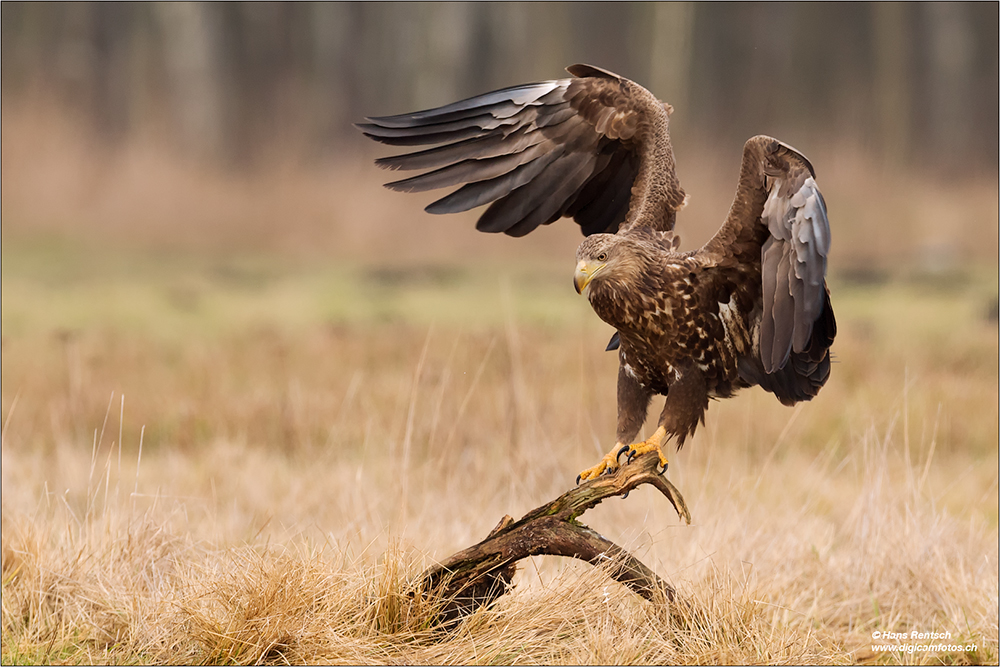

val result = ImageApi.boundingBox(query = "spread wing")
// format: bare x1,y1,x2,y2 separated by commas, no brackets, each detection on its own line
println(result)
702,135,834,378
357,64,686,237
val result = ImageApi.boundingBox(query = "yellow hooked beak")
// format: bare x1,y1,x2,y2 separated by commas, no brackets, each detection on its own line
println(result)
574,259,606,294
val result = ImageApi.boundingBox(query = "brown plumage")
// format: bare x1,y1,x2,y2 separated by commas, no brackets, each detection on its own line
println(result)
359,64,836,481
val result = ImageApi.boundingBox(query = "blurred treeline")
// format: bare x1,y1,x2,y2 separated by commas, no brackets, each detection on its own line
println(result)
2,2,997,175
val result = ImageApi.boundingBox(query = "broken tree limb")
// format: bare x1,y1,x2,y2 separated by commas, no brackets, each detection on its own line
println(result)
415,452,690,625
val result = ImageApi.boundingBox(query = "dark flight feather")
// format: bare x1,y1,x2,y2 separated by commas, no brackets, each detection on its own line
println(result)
358,66,685,238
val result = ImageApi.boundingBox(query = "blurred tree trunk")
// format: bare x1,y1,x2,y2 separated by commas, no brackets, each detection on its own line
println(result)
871,2,912,167
155,3,224,161
923,3,974,174
304,3,351,158
411,3,472,110
648,2,694,116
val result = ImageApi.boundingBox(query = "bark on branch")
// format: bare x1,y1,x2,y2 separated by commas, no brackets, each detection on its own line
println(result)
415,452,690,625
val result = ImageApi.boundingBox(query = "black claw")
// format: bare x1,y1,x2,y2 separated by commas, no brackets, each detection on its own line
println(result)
617,444,631,462
627,450,637,464
657,461,668,475
576,474,583,486
621,490,630,499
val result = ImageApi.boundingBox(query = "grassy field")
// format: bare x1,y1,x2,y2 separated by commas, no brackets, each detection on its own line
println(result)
1,110,998,663
2,235,997,665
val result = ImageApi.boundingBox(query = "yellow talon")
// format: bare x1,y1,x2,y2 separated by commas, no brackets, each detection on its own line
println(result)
578,427,671,484
577,442,627,483
620,426,670,470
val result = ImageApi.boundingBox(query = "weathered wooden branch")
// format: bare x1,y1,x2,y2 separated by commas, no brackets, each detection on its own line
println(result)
414,452,690,625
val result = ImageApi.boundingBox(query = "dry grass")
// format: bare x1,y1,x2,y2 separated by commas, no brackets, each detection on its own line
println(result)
1,105,998,664
2,249,997,664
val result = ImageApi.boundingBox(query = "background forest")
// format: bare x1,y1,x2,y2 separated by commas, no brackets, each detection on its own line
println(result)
3,2,997,172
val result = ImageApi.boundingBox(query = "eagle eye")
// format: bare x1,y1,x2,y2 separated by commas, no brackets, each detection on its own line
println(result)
596,252,608,262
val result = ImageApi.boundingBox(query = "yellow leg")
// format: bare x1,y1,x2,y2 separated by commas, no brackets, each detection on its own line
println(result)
619,426,670,471
576,441,627,483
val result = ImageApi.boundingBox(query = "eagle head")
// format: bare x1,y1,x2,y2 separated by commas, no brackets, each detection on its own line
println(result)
574,233,650,296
